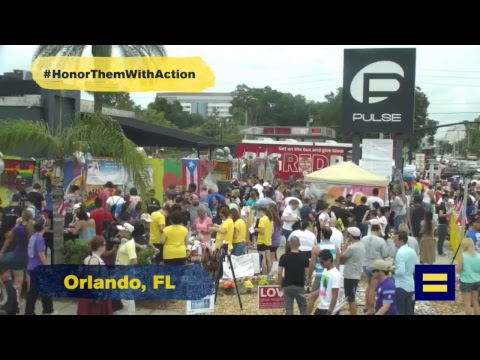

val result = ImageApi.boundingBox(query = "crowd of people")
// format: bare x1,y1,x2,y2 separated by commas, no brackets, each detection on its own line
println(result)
1,173,480,315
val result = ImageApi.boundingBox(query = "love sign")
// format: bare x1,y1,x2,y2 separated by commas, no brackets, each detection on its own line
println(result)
258,285,284,310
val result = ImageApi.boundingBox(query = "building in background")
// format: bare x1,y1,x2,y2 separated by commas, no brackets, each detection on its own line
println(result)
443,125,466,143
156,92,233,119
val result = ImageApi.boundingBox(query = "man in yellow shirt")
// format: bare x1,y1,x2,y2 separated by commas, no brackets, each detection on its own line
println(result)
115,223,137,315
150,207,168,263
209,208,234,251
255,208,273,274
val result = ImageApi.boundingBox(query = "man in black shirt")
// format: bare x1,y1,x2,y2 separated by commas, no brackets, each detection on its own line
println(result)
26,183,46,211
410,195,425,238
437,192,450,256
331,197,354,232
353,196,369,236
345,194,356,213
145,189,161,215
0,194,23,250
277,236,309,315
181,200,192,228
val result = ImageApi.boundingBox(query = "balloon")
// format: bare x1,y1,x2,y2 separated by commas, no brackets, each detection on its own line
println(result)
0,159,4,174
227,155,234,162
223,147,231,155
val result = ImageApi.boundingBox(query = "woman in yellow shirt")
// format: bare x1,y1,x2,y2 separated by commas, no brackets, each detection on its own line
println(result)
208,208,234,251
230,208,247,256
160,211,188,266
255,208,273,275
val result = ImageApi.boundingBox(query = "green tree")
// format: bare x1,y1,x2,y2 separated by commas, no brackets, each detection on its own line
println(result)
229,85,310,127
33,45,167,112
137,108,178,129
86,92,136,112
148,97,205,129
0,114,150,263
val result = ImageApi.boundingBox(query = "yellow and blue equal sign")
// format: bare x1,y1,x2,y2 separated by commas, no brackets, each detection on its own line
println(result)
415,265,455,301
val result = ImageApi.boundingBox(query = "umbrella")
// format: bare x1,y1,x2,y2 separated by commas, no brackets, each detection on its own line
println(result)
252,198,276,208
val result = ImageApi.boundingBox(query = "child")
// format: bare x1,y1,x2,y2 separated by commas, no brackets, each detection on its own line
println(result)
0,269,18,315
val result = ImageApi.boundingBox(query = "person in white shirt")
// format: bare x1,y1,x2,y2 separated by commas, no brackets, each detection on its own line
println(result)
307,249,341,315
318,207,336,228
388,223,420,260
281,199,301,240
106,189,125,214
328,218,343,249
362,209,388,237
284,196,303,209
253,182,264,199
366,188,384,210
288,221,316,258
391,190,407,231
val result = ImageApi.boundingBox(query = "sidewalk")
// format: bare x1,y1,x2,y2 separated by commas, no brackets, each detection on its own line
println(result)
18,299,184,315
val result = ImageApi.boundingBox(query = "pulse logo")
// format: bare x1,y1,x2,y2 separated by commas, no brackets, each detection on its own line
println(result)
350,61,404,104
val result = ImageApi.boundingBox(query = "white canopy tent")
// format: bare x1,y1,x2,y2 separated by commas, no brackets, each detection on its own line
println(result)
305,161,389,187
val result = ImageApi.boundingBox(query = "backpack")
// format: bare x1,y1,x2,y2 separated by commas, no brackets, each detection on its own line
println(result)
29,206,42,220
109,198,121,218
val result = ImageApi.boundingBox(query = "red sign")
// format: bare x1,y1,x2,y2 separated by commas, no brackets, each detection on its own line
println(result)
236,143,348,180
258,285,285,310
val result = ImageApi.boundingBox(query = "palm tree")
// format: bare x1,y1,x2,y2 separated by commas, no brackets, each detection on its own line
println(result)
33,45,167,112
0,114,150,263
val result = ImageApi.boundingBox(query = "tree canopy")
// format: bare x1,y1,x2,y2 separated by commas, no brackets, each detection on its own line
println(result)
103,84,439,151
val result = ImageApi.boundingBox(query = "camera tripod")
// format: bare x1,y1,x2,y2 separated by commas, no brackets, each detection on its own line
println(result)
214,243,243,310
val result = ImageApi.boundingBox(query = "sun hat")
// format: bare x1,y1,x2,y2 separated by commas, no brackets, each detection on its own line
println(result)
117,223,134,233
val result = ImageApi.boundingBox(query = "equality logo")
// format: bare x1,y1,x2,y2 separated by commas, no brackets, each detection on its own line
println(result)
350,61,404,104
414,264,456,301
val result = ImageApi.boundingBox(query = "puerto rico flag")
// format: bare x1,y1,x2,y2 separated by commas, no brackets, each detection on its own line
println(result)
181,158,199,190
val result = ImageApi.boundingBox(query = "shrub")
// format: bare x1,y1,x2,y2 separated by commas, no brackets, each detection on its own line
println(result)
137,248,155,265
64,240,90,264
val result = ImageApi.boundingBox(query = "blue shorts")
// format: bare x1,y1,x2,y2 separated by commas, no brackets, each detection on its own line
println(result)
363,265,373,278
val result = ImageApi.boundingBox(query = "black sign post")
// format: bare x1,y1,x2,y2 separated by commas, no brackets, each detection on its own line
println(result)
342,48,416,169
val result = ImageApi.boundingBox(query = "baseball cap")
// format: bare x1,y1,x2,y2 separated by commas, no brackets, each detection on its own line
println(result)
347,227,361,237
73,203,82,211
11,193,22,202
117,223,134,233
140,213,152,222
369,259,391,272
263,182,270,187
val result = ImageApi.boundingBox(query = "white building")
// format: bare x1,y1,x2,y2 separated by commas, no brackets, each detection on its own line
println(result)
443,125,466,143
156,92,233,119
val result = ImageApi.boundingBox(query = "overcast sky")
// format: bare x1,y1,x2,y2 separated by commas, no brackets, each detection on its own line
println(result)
1,45,480,139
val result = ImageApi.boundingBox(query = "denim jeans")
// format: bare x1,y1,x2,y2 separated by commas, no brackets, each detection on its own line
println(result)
437,224,448,255
395,288,414,315
283,285,307,315
394,215,405,231
232,242,246,256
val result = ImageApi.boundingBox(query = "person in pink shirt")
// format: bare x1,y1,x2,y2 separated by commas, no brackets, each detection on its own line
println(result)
99,182,114,209
193,207,213,243
129,188,141,209
199,185,209,203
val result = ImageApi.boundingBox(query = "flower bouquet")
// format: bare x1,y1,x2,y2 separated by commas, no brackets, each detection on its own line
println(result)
243,280,254,293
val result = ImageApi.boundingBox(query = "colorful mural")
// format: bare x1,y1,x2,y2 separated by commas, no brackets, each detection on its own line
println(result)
0,160,36,187
310,184,387,205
